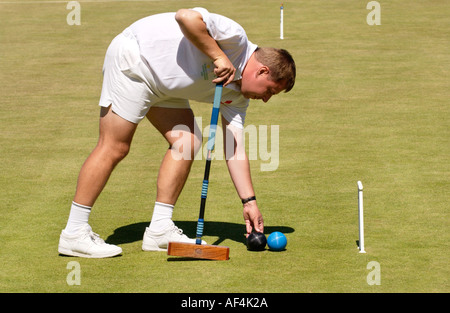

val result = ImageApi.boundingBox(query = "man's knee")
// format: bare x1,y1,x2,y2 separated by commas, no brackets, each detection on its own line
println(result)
169,126,202,161
113,142,131,160
95,140,131,165
97,106,137,163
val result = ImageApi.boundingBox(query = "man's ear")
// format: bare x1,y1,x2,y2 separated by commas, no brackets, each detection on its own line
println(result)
257,66,270,76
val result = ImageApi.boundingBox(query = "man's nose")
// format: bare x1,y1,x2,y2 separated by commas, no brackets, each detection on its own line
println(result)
262,95,271,103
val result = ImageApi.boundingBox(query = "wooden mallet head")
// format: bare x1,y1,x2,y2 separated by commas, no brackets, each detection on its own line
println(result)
168,242,229,261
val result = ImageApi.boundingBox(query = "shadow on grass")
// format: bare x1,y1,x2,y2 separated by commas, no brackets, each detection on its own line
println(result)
106,221,295,247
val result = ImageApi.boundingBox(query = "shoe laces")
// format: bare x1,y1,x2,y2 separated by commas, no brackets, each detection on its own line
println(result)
172,226,184,235
83,228,105,245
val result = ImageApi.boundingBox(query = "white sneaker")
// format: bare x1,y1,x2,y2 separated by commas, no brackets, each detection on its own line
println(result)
142,222,206,251
58,225,122,258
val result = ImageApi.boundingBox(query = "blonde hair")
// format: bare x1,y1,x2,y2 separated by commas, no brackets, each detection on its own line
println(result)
254,47,296,92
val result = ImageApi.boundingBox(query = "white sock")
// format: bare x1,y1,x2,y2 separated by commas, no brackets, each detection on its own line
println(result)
149,202,174,233
64,201,91,235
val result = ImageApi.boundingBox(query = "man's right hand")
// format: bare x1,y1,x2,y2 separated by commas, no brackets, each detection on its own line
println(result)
212,55,236,86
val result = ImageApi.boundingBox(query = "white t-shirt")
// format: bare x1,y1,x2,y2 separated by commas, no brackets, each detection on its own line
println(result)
129,8,257,128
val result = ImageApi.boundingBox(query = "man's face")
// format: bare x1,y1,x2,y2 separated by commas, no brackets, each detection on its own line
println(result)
240,66,287,103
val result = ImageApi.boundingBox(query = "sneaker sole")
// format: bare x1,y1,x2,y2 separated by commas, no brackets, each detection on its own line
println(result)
58,246,122,258
142,244,167,252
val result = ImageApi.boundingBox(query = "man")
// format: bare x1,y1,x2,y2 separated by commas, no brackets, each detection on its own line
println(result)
58,7,296,258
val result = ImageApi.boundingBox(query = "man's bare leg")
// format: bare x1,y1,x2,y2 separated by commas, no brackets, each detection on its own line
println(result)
73,106,138,207
142,106,204,250
59,106,137,258
146,106,201,205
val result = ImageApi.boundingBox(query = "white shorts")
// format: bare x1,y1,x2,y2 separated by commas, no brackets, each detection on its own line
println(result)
99,28,190,124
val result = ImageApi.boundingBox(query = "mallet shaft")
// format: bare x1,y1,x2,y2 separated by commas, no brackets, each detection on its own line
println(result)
195,83,223,244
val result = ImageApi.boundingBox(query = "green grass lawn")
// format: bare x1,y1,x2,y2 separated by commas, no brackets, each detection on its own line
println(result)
0,0,448,293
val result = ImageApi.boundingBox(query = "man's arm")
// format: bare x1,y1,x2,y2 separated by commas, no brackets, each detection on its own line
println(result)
222,116,264,236
175,9,236,86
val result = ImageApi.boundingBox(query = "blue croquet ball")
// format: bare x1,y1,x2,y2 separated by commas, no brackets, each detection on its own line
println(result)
267,232,287,251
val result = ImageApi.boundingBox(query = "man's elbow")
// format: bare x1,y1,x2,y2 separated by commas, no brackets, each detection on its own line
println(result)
175,9,200,25
174,9,188,23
